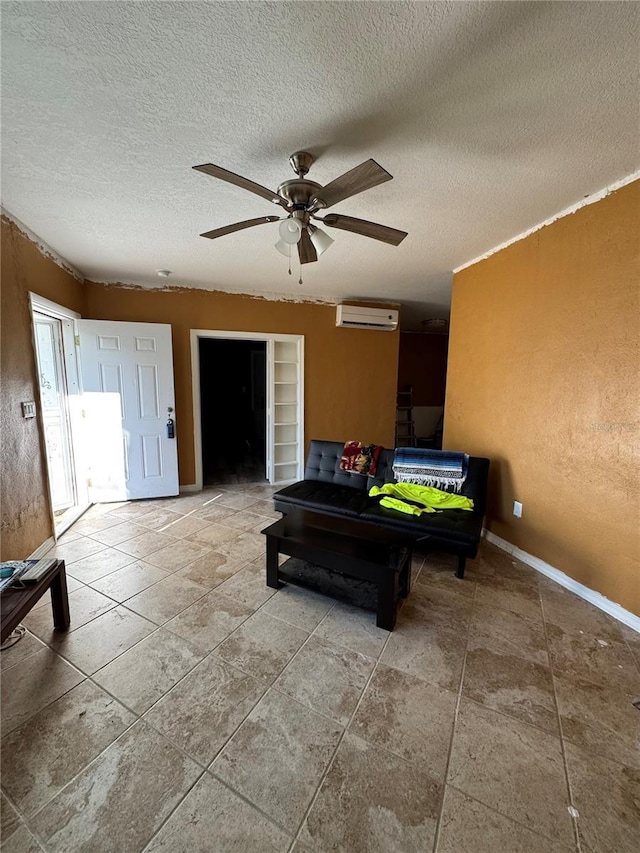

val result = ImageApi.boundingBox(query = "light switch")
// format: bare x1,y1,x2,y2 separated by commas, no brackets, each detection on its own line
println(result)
22,401,36,419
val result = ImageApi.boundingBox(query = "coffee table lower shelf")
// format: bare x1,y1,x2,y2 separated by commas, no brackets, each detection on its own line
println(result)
262,510,413,631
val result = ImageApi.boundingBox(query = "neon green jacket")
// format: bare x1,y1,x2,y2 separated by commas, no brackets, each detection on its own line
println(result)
369,482,474,515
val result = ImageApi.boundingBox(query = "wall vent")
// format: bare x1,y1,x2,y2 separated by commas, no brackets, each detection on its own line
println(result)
336,304,398,331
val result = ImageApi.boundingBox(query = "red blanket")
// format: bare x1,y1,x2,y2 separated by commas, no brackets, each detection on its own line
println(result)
339,441,382,476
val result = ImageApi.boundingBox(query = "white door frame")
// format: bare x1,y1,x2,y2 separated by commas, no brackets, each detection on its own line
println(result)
190,329,304,490
29,293,89,536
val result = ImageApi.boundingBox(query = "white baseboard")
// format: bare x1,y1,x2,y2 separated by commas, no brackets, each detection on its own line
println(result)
29,537,56,559
179,484,200,493
483,530,640,634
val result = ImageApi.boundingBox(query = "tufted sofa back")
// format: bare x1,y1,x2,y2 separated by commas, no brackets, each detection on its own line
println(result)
303,440,369,490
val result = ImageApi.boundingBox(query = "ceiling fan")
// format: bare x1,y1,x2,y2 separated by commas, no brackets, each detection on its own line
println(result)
193,151,408,265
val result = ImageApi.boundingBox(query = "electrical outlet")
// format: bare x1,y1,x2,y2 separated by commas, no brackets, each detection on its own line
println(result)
513,501,523,518
21,401,36,419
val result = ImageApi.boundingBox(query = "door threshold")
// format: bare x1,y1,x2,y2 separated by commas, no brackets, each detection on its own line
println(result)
54,503,90,538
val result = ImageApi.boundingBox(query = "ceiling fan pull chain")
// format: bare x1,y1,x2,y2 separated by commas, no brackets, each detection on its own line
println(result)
298,257,303,286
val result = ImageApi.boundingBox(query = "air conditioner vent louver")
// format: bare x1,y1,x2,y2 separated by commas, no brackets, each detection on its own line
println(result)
336,304,398,331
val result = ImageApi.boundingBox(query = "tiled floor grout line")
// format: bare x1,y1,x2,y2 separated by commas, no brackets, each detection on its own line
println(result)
539,584,582,853
24,727,211,853
197,767,296,843
444,782,580,850
81,565,208,609
430,570,478,853
233,594,339,694
203,684,365,842
451,692,573,740
286,616,397,853
621,633,640,678
137,769,210,853
9,716,145,852
15,608,156,682
131,682,304,846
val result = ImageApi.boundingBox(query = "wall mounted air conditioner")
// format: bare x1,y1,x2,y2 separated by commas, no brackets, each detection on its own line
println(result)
336,304,399,331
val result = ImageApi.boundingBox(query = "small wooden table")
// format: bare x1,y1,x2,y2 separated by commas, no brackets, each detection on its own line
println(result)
0,560,70,643
262,511,413,630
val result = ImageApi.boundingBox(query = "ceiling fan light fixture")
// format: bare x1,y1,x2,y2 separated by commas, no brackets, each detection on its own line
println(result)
274,240,291,257
308,225,334,256
278,217,303,245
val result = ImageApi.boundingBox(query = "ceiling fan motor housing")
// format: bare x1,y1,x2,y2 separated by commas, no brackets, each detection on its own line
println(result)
276,178,322,210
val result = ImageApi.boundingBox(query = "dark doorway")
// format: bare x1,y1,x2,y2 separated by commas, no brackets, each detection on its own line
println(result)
199,338,267,485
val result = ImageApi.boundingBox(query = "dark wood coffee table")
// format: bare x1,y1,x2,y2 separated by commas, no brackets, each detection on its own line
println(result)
1,559,70,643
261,510,413,630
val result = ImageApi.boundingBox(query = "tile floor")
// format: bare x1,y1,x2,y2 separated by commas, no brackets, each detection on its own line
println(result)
1,485,639,852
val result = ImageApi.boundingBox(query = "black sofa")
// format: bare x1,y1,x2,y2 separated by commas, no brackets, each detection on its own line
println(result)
273,440,490,578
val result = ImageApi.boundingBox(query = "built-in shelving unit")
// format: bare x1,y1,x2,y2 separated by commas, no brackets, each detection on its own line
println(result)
270,338,303,483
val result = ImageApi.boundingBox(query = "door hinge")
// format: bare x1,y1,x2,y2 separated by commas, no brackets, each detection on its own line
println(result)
87,477,92,487
81,409,86,419
74,335,80,346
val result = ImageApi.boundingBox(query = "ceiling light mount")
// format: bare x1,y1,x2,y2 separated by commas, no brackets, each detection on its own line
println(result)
421,318,449,333
289,150,314,178
156,269,172,277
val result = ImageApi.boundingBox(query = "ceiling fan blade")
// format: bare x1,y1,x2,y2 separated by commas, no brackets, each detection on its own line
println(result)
298,229,318,264
200,216,280,240
310,159,392,210
193,163,287,208
320,213,407,246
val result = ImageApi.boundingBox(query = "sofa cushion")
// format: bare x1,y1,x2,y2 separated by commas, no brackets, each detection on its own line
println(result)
274,480,367,518
359,501,484,547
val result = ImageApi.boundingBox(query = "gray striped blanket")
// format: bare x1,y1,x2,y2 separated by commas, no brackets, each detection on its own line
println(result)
392,448,469,493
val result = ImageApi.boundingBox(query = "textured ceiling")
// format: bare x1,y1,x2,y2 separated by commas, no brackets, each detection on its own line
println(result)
2,1,638,327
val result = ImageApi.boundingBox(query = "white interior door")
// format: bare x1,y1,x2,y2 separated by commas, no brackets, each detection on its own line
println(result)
78,320,179,501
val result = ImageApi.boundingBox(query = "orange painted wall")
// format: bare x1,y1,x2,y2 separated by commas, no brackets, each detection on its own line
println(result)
83,285,399,486
1,217,86,557
444,181,640,615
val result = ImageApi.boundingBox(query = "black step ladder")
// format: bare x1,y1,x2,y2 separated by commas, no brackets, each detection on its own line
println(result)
395,387,416,447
